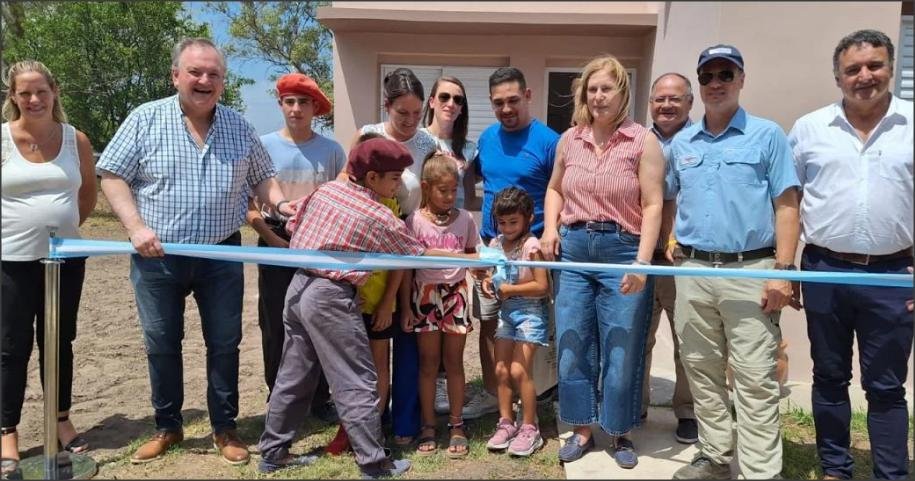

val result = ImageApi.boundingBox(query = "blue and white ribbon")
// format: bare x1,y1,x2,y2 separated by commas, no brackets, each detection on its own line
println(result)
50,238,912,288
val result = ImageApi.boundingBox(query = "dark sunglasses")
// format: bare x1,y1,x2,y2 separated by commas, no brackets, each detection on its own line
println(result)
697,70,737,86
436,92,465,106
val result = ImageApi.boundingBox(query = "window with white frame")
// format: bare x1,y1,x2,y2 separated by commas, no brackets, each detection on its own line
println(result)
897,15,913,100
379,64,497,142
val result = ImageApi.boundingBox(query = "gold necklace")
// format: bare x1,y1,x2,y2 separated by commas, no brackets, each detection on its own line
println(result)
17,125,59,152
423,207,454,226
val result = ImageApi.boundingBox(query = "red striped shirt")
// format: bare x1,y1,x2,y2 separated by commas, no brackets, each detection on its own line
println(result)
287,180,425,285
559,119,648,234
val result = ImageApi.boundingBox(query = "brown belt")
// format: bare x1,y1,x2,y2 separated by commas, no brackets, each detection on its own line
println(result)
808,244,913,266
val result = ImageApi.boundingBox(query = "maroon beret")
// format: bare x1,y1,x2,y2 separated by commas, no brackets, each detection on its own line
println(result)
347,138,414,180
276,73,332,116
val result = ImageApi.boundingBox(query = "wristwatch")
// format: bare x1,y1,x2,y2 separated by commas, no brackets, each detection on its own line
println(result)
774,262,798,270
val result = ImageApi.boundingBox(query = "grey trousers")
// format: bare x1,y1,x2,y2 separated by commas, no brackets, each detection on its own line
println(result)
257,273,387,468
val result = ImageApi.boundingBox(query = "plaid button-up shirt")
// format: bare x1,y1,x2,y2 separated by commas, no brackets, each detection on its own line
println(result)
287,180,425,285
97,95,276,244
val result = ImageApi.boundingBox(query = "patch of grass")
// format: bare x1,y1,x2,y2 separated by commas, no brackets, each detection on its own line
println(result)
781,406,876,479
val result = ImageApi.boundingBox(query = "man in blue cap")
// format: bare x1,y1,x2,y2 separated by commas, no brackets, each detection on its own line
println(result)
664,44,800,479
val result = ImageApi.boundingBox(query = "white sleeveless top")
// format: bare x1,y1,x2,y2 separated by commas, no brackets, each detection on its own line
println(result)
1,123,82,261
360,123,437,215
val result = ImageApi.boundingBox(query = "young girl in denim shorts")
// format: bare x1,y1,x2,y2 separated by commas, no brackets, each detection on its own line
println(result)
482,187,551,457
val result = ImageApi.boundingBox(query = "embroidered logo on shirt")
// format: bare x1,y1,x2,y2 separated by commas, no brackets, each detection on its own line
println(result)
679,155,700,168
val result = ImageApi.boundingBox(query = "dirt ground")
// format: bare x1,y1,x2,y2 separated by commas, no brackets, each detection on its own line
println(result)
12,198,562,479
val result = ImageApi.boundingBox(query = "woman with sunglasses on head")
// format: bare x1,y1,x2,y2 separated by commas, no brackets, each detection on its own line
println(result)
1,60,97,476
540,55,665,469
421,76,479,211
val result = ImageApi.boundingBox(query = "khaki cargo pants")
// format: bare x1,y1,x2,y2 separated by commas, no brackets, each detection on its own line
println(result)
673,257,782,479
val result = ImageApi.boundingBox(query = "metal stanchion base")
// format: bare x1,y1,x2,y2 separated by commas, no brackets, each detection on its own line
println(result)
16,452,97,480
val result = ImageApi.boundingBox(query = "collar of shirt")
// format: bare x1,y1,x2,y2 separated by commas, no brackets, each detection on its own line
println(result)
650,118,693,144
830,94,909,134
574,118,639,148
693,107,747,140
345,179,382,203
172,95,226,142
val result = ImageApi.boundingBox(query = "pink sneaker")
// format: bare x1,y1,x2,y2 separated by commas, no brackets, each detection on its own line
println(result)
485,417,518,451
508,424,543,457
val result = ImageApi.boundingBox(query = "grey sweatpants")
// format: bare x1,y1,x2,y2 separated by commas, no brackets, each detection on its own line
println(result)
257,272,387,468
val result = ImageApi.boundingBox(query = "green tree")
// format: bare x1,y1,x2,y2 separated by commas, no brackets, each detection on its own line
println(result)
206,1,334,129
2,1,251,151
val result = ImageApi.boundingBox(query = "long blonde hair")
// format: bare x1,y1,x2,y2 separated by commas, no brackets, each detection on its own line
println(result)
2,60,67,123
571,55,630,129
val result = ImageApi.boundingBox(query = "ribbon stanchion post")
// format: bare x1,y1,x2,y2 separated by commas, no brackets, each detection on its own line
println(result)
18,233,98,480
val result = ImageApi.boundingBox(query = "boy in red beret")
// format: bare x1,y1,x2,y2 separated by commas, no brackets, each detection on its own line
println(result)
256,138,477,478
247,72,342,425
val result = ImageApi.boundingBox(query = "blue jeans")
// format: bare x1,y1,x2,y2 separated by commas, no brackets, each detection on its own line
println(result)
496,297,550,346
801,246,912,480
555,223,654,435
129,233,244,433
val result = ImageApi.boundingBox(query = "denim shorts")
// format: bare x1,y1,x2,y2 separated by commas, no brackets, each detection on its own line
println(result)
495,296,550,346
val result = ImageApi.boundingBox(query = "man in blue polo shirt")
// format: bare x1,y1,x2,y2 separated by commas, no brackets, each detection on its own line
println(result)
463,67,559,419
664,45,800,480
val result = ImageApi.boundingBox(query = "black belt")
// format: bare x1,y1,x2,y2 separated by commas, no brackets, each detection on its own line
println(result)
680,245,774,264
568,221,620,232
807,244,913,266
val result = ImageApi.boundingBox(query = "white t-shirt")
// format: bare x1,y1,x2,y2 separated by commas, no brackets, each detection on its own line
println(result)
360,123,437,215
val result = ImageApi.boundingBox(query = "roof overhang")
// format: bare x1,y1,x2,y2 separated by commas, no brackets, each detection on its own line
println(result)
317,6,657,36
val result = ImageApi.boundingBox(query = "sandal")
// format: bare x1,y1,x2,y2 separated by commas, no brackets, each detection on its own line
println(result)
57,415,90,454
392,435,414,447
415,425,437,456
446,419,469,459
1,427,19,479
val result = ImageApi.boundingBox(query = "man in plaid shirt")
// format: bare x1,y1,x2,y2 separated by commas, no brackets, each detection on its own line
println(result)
97,38,294,466
257,138,476,478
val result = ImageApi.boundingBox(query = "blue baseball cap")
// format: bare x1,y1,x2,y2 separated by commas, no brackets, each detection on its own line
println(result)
697,44,744,71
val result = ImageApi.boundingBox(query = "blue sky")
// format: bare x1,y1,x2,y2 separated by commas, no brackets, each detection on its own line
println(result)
185,3,333,139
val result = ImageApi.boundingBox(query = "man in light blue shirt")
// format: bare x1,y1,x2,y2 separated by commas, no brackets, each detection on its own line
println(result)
664,45,800,480
98,38,293,466
789,29,913,480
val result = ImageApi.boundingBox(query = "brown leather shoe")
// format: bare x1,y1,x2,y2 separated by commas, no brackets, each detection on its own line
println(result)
213,429,250,465
130,430,183,464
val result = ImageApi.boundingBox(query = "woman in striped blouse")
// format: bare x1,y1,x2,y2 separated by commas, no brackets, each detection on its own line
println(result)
540,55,665,468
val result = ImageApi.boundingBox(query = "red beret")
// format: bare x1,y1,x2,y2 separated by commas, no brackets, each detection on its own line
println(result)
347,138,414,180
276,73,332,117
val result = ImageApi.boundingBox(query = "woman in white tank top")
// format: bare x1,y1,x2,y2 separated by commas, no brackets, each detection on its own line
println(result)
0,60,97,473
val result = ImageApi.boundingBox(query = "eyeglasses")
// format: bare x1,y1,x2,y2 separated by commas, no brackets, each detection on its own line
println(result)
436,92,465,106
650,95,688,105
697,70,737,86
281,97,313,106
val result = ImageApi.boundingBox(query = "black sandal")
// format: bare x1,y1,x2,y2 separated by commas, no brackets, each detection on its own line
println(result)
57,415,89,454
415,424,437,456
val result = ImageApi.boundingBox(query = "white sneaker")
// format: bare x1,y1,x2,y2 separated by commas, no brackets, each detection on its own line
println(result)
434,377,450,414
462,389,499,420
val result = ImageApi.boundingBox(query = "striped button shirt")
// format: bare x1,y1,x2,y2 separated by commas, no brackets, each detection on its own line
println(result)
559,119,648,234
286,180,426,285
97,95,276,244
